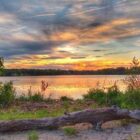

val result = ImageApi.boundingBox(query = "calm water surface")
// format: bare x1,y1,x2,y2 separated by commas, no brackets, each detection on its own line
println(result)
0,75,127,99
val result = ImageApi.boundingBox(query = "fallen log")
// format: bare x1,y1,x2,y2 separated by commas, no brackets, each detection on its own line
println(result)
0,107,139,132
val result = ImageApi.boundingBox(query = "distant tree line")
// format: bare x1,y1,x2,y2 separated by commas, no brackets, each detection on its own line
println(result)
1,66,140,76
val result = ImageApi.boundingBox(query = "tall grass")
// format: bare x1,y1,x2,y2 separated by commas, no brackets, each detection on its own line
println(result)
18,87,45,102
120,89,140,109
83,84,122,106
84,89,106,105
63,127,78,136
19,81,49,102
83,86,140,109
28,131,39,140
27,86,45,102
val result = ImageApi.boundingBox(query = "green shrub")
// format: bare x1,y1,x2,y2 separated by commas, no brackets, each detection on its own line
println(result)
60,96,72,101
84,86,140,109
0,82,15,107
18,91,45,102
28,92,44,102
83,89,106,105
120,89,140,109
18,92,45,102
106,85,122,106
63,127,77,136
28,131,39,140
18,94,28,101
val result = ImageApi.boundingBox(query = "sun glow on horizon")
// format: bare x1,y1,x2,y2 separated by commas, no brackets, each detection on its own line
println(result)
0,0,140,70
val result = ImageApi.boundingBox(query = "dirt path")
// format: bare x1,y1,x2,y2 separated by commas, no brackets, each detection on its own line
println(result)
0,123,140,140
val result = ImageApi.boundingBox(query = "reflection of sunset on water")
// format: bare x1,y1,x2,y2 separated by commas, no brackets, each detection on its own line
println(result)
0,75,127,99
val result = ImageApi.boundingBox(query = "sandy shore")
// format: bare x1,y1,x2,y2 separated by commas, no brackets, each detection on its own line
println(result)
0,122,140,140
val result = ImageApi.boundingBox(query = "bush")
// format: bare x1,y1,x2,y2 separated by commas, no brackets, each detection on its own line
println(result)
63,127,77,136
19,86,45,102
83,87,121,106
19,92,45,102
60,96,72,101
84,85,140,109
18,94,28,101
0,82,15,107
106,84,122,106
28,131,39,140
120,89,140,109
28,92,44,102
83,89,106,105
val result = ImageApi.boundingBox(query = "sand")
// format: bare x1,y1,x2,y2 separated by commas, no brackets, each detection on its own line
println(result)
0,122,140,140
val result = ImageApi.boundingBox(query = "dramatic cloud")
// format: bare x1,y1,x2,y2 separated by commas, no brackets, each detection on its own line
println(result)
0,0,140,69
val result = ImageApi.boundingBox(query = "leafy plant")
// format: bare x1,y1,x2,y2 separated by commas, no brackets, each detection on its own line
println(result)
83,89,106,105
63,127,77,136
0,82,15,107
106,83,121,106
25,86,45,102
28,131,39,140
28,92,44,102
120,89,140,109
60,96,72,101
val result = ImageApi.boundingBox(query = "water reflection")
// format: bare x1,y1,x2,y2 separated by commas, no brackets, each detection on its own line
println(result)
0,75,127,99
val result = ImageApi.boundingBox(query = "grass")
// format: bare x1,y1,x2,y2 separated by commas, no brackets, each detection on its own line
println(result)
83,85,140,109
0,82,139,121
63,127,78,136
83,58,140,109
84,89,106,105
0,99,97,120
0,87,139,121
18,87,45,102
0,109,64,120
0,80,139,121
120,89,140,109
60,96,72,102
28,131,39,140
0,62,139,121
136,125,140,134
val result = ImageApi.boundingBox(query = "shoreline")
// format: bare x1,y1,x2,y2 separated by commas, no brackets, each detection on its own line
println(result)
0,123,140,140
0,74,130,77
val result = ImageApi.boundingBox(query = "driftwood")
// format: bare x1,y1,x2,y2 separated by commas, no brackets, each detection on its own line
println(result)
0,107,139,132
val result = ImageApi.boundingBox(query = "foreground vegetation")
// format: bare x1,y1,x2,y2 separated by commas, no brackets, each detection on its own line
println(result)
0,57,139,120
0,99,99,120
0,79,139,120
84,86,140,109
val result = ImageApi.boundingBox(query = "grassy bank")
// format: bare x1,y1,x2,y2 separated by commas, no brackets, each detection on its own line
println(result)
0,99,98,120
0,72,140,120
0,87,139,120
84,87,140,109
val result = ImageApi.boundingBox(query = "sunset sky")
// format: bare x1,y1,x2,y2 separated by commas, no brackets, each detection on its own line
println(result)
0,0,140,70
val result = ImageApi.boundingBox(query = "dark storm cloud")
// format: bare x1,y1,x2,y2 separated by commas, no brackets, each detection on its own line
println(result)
0,40,66,58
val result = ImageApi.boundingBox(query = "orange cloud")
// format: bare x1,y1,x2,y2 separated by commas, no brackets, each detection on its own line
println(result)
6,55,131,70
41,18,139,46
